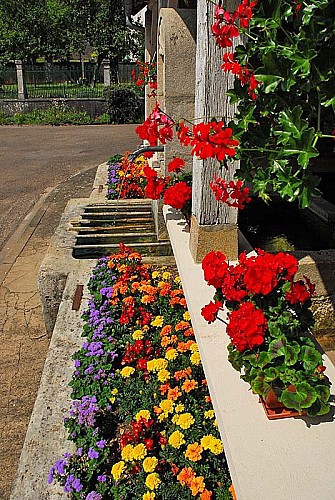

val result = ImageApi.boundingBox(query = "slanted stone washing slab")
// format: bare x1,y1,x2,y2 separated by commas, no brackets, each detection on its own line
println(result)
11,261,95,499
164,205,335,500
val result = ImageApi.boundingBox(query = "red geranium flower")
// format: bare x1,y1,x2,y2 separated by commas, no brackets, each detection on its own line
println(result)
226,302,267,351
163,182,192,210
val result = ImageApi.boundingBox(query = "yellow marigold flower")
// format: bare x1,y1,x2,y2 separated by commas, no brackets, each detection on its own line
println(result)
135,409,151,422
121,444,134,462
209,437,223,455
133,443,147,460
111,388,118,395
165,348,178,361
189,342,198,353
145,473,161,490
120,366,135,378
157,369,170,382
147,358,168,372
152,271,160,279
162,271,171,280
172,414,179,424
200,435,213,450
160,399,174,413
158,413,168,422
190,352,201,365
214,420,218,428
109,397,115,404
204,410,215,419
143,491,156,500
151,316,164,327
168,430,185,449
118,171,125,177
111,460,125,481
175,412,195,429
185,442,203,462
174,276,181,284
183,311,191,321
143,456,158,473
175,403,185,413
133,329,144,340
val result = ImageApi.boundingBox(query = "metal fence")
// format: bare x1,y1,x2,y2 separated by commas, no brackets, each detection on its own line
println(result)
0,62,137,99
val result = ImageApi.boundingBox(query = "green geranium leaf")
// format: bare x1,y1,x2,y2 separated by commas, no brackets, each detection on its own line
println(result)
255,74,283,93
280,382,317,411
264,367,279,382
315,384,331,403
269,337,300,365
250,374,271,396
299,345,322,371
306,399,331,417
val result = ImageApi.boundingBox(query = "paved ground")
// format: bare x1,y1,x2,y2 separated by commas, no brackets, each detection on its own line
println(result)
0,124,139,499
0,124,140,252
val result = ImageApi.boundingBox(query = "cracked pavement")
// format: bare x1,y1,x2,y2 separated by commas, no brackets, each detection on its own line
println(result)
0,125,139,499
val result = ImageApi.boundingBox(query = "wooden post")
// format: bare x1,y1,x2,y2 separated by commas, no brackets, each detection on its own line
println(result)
103,59,111,87
189,0,241,262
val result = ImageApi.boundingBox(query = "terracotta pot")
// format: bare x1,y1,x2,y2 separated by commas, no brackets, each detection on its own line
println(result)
260,386,306,420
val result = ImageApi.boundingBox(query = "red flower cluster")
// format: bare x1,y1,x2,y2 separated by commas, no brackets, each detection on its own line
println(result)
201,249,315,329
222,52,259,100
122,339,156,372
143,165,170,200
163,182,192,210
177,122,192,146
190,121,239,162
210,176,251,209
131,60,157,97
135,104,174,146
168,157,186,173
226,301,267,351
285,277,315,304
211,0,257,48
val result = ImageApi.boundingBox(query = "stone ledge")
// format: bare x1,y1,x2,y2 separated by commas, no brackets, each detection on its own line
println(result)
164,205,335,500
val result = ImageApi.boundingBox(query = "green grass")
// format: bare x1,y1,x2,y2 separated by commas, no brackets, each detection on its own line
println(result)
0,108,111,126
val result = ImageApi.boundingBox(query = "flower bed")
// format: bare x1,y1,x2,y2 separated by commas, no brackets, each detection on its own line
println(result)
49,244,234,499
107,154,148,200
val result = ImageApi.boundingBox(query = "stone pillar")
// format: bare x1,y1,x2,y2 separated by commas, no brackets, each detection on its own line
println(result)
15,60,27,100
189,0,241,263
158,8,197,173
103,59,111,87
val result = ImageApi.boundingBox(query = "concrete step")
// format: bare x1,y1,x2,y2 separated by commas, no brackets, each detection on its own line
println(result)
76,232,158,245
72,241,173,259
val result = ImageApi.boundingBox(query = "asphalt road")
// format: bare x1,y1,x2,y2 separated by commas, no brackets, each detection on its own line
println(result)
0,124,140,251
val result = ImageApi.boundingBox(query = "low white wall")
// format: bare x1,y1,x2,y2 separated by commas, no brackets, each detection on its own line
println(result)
164,205,335,500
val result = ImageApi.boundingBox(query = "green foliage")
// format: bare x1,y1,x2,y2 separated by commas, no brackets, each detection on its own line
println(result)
228,0,335,207
0,105,110,125
103,85,144,124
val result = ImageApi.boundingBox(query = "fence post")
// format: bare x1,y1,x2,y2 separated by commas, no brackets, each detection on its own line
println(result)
103,59,110,87
15,60,27,99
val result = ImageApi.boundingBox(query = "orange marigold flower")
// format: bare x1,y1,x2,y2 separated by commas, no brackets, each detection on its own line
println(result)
184,327,194,337
180,298,187,307
161,336,173,347
182,379,198,393
170,289,184,297
177,467,195,487
153,405,163,415
170,335,178,344
174,367,192,381
159,283,172,296
123,296,135,305
159,383,171,395
202,379,208,386
160,325,172,337
205,396,211,403
131,282,141,292
229,484,237,500
171,463,180,476
167,387,182,401
184,442,203,462
175,321,190,331
190,476,205,496
170,297,180,306
201,489,213,500
141,294,155,304
141,284,157,295
109,298,119,306
107,260,115,268
177,340,193,352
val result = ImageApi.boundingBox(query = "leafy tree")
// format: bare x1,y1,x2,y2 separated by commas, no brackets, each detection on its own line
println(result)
67,0,144,84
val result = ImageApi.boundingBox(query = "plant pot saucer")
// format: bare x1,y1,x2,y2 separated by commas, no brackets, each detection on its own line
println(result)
259,397,306,420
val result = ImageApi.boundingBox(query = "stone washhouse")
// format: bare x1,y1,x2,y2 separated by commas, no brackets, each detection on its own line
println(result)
124,0,335,351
